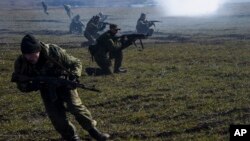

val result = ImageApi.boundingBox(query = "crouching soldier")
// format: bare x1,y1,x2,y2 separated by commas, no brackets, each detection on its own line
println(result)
87,24,133,75
136,13,155,36
11,34,110,141
70,14,84,34
83,16,106,46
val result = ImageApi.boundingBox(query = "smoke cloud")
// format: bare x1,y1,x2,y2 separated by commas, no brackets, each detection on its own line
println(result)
154,0,228,16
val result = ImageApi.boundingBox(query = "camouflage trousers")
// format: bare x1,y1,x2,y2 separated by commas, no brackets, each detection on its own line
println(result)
138,28,154,36
40,87,96,140
94,50,123,74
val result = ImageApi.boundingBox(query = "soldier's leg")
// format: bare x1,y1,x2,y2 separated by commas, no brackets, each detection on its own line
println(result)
113,50,126,73
148,28,154,36
78,25,83,34
40,89,79,141
84,32,95,45
69,23,74,33
94,55,112,75
61,88,110,140
60,89,96,130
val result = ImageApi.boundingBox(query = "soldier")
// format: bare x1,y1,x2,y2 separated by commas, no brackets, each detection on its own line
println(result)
11,34,110,141
87,24,133,75
70,14,84,34
64,4,73,18
84,16,106,45
41,1,49,15
136,13,154,36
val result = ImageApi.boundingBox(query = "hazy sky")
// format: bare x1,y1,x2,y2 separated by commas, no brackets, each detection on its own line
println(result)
153,0,250,16
228,0,250,2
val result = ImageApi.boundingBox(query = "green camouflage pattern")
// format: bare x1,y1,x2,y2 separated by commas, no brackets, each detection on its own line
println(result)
84,17,101,45
94,30,123,74
12,42,96,140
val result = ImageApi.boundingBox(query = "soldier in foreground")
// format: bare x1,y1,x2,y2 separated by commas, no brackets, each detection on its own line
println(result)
70,14,85,34
87,24,133,75
41,1,49,15
83,16,106,45
64,4,73,18
11,34,110,141
136,13,158,36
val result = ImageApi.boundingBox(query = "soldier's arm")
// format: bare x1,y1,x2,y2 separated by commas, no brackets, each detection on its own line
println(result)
49,45,82,77
89,22,99,30
12,57,38,93
106,38,122,52
139,20,147,26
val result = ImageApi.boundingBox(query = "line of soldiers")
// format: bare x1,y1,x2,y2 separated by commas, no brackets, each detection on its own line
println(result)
42,1,73,18
11,2,161,141
41,2,159,44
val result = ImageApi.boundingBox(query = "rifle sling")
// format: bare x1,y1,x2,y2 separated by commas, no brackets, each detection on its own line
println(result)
45,54,74,77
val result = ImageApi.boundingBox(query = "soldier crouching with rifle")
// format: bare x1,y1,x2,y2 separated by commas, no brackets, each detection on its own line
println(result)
87,24,147,76
11,34,110,141
136,13,161,36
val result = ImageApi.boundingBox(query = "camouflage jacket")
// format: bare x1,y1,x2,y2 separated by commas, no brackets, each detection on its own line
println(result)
12,42,82,92
95,30,121,58
136,18,153,33
85,19,99,34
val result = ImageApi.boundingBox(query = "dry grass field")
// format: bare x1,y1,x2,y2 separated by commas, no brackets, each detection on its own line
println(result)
0,3,250,141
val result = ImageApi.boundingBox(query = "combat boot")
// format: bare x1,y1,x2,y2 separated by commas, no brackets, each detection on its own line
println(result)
88,128,110,141
114,68,127,73
63,135,81,141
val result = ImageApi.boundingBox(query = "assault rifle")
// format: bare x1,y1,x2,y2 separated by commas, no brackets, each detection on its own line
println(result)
99,22,112,25
11,74,101,102
148,20,161,27
11,74,100,101
149,20,161,23
98,22,112,31
11,74,100,92
117,33,148,50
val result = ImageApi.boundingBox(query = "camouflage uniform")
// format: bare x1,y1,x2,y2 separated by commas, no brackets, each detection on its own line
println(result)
42,1,49,15
64,4,73,18
84,16,104,45
70,15,84,34
136,13,154,36
93,30,124,74
12,42,98,140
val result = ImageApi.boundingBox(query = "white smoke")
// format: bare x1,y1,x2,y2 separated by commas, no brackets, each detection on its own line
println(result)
154,0,228,16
